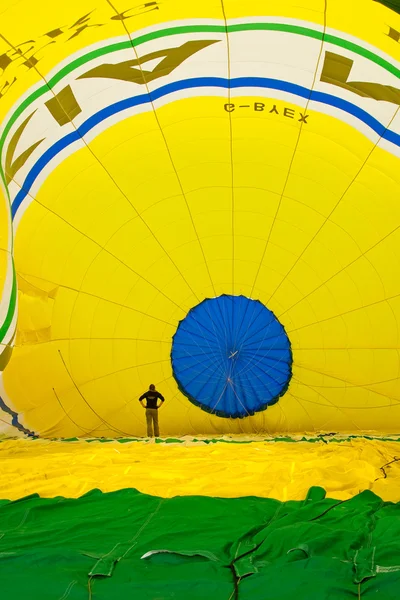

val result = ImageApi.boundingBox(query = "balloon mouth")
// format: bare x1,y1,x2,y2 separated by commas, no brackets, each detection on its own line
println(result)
171,294,293,419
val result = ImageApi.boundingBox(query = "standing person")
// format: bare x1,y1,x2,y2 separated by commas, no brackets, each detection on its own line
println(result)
139,384,165,438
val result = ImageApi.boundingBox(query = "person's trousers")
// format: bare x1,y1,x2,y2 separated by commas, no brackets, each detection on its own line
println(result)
146,408,159,437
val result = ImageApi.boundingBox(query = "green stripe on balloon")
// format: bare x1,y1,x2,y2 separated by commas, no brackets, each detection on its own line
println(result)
0,19,398,340
1,19,400,174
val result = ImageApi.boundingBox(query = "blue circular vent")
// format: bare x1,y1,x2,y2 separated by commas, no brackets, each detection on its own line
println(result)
171,295,292,418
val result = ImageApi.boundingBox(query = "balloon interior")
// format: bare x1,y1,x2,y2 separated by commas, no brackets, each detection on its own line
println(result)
1,1,400,598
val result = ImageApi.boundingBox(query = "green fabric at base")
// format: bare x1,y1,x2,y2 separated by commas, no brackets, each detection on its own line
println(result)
4,433,400,445
1,487,400,599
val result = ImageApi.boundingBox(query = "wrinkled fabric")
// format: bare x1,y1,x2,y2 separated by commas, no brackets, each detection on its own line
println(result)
1,437,400,501
1,487,400,599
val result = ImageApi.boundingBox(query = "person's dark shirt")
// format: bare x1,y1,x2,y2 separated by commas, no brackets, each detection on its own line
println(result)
139,390,164,409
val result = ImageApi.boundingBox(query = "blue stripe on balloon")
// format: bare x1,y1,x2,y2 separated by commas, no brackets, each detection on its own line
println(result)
0,393,36,437
11,76,400,219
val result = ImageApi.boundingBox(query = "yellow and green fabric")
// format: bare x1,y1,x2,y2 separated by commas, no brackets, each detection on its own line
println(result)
2,484,400,600
1,0,400,598
1,436,400,599
1,0,400,437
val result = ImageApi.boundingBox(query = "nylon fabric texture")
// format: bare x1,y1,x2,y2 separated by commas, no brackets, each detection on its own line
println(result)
1,486,400,599
1,437,400,502
1,0,400,437
2,3,400,597
171,295,293,418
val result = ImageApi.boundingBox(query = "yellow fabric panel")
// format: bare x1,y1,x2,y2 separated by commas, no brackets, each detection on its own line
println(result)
2,0,400,438
0,184,12,381
0,187,10,307
0,438,399,502
328,0,400,63
0,2,114,120
5,92,400,437
1,0,398,125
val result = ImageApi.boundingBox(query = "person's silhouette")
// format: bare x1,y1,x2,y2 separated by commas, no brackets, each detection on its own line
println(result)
139,384,165,438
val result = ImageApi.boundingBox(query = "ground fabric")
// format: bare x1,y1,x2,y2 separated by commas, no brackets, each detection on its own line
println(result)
1,486,400,599
1,437,400,502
